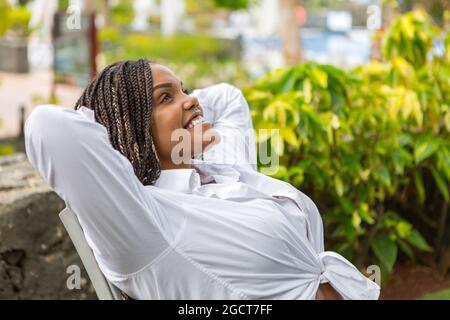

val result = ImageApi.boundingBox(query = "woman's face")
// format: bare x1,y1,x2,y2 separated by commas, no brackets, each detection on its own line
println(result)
150,64,219,169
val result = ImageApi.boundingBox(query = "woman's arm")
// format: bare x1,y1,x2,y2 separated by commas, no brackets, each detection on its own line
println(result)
191,83,257,170
25,105,168,276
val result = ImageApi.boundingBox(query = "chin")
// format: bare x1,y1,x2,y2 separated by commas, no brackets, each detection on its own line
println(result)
191,125,220,158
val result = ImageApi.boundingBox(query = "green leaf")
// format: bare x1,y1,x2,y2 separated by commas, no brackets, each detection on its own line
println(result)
396,220,412,238
444,110,450,132
398,133,413,146
397,238,415,259
414,137,440,164
280,69,297,93
281,127,298,148
413,171,426,203
430,168,450,202
338,197,354,214
407,229,432,252
351,211,362,230
359,203,375,224
334,175,344,196
378,165,392,187
311,68,328,88
437,148,450,182
302,79,312,103
371,233,398,273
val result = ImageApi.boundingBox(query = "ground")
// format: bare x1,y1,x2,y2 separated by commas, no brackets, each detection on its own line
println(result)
380,262,450,300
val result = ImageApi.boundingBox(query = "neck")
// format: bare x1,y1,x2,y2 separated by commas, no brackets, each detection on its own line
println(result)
159,153,204,170
159,161,193,170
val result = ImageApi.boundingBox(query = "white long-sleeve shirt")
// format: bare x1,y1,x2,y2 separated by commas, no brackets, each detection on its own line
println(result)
24,83,380,300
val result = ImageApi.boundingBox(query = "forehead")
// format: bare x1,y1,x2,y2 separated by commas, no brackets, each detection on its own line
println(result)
151,64,181,85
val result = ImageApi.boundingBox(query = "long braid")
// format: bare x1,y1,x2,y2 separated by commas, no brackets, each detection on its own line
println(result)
129,61,143,167
119,61,139,167
120,62,139,168
116,62,133,160
74,59,161,186
103,67,120,148
141,59,160,185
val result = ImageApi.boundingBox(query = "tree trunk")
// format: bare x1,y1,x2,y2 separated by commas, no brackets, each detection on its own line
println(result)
279,0,302,66
100,0,111,27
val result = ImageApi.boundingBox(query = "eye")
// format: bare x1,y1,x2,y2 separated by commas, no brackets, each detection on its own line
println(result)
160,93,172,104
182,87,190,95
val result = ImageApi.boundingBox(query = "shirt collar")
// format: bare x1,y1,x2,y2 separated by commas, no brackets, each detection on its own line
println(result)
153,168,201,193
153,159,241,193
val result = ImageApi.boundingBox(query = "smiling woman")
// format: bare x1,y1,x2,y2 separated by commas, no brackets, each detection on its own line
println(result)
25,58,380,300
149,64,221,169
74,59,220,184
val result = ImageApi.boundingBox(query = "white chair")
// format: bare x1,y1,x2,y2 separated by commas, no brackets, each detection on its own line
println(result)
59,207,125,300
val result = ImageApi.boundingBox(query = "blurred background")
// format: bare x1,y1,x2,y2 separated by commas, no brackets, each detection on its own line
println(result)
0,0,449,300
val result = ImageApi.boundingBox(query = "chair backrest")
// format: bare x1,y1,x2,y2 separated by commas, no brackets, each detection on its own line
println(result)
59,207,123,300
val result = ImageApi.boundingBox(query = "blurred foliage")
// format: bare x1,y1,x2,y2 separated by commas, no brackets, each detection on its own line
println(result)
0,1,32,39
180,0,255,32
7,5,32,38
0,0,11,37
383,10,439,67
110,0,135,28
185,0,225,31
100,31,228,61
245,10,449,281
99,29,249,89
212,0,256,10
57,0,69,12
419,288,450,300
0,121,15,156
17,0,31,6
0,144,15,156
391,0,450,26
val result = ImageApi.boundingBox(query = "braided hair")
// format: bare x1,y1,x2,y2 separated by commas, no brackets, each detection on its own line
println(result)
74,59,161,186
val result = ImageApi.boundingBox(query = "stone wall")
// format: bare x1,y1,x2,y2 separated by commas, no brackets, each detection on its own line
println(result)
0,153,96,299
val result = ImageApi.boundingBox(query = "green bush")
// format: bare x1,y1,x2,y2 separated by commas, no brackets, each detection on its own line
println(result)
57,0,69,12
0,1,32,39
0,0,12,37
245,10,449,281
100,32,228,62
212,0,255,10
98,30,247,88
382,10,437,68
0,144,15,156
110,0,134,28
8,5,32,38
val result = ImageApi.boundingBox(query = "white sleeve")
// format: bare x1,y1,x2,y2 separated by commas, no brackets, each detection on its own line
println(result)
24,105,168,276
191,83,257,171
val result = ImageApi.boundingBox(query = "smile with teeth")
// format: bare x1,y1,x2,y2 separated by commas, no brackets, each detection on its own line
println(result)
186,115,206,129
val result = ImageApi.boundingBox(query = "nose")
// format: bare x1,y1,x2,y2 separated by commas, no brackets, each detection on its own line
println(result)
182,95,199,111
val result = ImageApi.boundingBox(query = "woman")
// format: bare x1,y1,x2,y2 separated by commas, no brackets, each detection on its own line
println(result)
24,59,380,300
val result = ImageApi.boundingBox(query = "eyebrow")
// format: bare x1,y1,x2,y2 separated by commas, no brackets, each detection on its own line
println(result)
153,81,184,91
